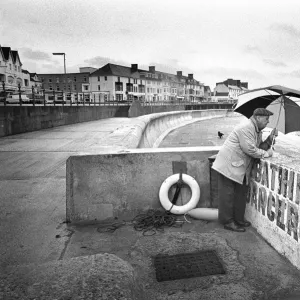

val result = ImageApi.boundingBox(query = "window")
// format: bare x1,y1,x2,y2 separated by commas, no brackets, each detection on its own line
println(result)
83,76,87,82
116,94,123,101
105,76,107,81
56,77,59,83
14,65,17,71
98,85,101,91
115,82,123,91
9,64,12,70
98,76,100,81
57,86,60,91
49,78,52,83
84,85,88,91
134,79,137,84
74,77,77,82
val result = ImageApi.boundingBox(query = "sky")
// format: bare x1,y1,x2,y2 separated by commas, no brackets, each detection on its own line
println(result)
1,0,300,90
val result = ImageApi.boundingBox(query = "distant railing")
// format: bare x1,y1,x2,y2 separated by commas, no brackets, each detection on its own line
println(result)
0,82,235,108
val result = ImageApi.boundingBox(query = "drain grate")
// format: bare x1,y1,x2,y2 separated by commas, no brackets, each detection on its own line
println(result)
154,250,225,282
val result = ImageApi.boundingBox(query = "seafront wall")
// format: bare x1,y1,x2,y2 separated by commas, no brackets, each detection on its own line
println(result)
0,103,233,137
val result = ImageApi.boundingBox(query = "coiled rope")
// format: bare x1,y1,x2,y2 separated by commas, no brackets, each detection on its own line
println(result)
97,209,190,236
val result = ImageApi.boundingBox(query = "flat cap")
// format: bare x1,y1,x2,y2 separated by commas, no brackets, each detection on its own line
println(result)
253,108,274,116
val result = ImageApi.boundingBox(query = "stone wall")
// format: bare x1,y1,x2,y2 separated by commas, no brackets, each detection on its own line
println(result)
0,106,129,137
66,148,219,223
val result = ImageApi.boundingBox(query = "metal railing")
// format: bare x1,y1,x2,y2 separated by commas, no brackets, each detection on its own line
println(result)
0,82,235,108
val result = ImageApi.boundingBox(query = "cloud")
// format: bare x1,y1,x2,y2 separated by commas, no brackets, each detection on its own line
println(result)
280,69,300,78
263,59,287,67
20,48,52,61
201,66,265,80
270,23,300,38
243,45,262,54
84,56,130,68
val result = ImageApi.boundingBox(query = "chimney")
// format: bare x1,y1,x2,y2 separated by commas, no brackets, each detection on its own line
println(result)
188,74,193,79
149,66,155,73
131,64,138,71
241,82,248,89
177,71,182,77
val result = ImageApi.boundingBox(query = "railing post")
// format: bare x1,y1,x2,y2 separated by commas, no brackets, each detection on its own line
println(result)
62,91,64,107
77,92,79,106
70,92,72,107
32,86,35,106
53,90,56,106
83,93,85,106
18,83,22,106
43,89,46,106
2,81,6,107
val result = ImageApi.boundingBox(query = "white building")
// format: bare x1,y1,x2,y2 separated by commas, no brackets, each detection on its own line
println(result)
212,79,248,103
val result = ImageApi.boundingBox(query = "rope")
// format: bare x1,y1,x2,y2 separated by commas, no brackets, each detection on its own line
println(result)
131,209,184,236
96,209,187,236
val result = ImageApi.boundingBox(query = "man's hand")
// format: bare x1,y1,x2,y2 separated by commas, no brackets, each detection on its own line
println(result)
264,148,273,158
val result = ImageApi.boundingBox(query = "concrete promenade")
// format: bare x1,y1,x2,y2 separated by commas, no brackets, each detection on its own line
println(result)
0,118,139,268
2,114,300,299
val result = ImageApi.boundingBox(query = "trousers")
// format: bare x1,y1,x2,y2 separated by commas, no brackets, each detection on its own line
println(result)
216,171,249,224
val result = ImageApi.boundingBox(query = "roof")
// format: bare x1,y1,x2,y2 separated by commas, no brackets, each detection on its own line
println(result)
91,63,140,79
0,46,22,66
1,47,11,60
38,72,90,76
11,50,22,65
215,92,229,96
228,85,241,90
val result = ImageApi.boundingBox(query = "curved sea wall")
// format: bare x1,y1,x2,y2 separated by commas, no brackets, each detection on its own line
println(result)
109,109,234,149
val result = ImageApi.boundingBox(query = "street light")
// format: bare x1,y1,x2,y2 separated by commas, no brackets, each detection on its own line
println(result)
52,52,66,74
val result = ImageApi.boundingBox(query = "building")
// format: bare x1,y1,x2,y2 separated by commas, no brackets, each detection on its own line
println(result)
89,63,145,102
212,79,248,103
89,63,205,103
38,71,91,102
203,86,212,102
0,46,26,93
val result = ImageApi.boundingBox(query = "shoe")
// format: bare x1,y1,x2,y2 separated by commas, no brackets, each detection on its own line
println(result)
235,220,251,227
224,221,246,232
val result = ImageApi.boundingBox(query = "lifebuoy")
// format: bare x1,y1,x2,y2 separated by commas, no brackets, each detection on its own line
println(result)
187,208,218,221
159,173,200,214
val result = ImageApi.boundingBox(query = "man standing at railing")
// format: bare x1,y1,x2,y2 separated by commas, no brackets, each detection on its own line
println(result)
212,108,278,232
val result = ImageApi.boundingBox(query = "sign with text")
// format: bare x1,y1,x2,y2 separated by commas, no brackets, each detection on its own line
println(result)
248,160,300,242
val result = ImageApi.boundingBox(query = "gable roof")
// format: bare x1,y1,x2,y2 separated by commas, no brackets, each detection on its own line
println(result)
91,63,140,79
1,47,11,61
11,50,22,65
0,47,22,65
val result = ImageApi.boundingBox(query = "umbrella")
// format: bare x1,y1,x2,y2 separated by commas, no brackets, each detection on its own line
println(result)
234,85,300,134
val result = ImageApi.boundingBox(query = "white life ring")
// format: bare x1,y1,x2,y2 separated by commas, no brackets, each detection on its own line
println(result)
159,173,200,214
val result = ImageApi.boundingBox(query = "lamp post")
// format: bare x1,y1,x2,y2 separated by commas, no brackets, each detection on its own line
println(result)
53,52,66,104
52,52,66,74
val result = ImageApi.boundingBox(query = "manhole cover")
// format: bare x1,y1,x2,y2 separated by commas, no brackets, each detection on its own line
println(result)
154,250,225,282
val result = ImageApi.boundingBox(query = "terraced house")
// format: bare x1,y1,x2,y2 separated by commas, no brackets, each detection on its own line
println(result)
212,78,248,103
89,63,205,103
